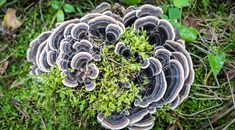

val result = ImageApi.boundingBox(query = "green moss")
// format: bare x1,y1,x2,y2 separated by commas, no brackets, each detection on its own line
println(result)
93,46,140,117
120,27,154,59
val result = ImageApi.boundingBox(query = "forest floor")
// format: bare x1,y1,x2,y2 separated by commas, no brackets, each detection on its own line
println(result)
0,0,235,129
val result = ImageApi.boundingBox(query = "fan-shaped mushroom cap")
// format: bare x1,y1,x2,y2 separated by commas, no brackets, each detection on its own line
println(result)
114,42,125,55
124,6,136,14
80,13,102,23
134,16,176,45
71,23,89,40
163,40,195,86
72,40,93,52
88,15,117,38
35,41,47,67
136,4,163,18
63,23,76,38
106,24,123,44
144,57,162,77
170,96,180,110
134,16,160,33
57,59,71,71
46,50,58,66
176,39,185,48
171,52,189,79
123,10,138,27
92,2,111,13
116,21,125,32
27,31,51,63
155,48,172,67
120,47,131,58
163,59,184,103
60,41,73,54
48,19,79,51
129,114,155,128
87,63,99,79
136,72,166,108
97,113,130,130
61,70,78,87
71,52,92,70
158,19,175,41
141,59,150,69
128,108,149,125
128,123,154,130
37,46,51,72
179,84,191,104
84,80,96,91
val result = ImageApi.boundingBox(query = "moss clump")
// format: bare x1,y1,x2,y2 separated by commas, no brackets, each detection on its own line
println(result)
93,46,140,117
120,27,154,59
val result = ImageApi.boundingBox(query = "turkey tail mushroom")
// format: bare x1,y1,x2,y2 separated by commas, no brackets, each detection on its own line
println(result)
61,70,78,87
48,19,79,51
27,31,51,64
128,114,155,130
136,4,163,18
123,10,138,27
71,23,89,40
88,15,118,38
115,42,125,55
84,79,96,91
106,24,124,44
136,72,167,108
162,59,185,103
46,50,58,66
71,52,92,70
87,63,99,79
72,40,93,52
92,2,111,13
97,114,130,130
26,3,195,130
133,16,160,33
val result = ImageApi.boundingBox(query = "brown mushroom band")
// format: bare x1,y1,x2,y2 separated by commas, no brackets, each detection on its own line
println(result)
27,2,194,130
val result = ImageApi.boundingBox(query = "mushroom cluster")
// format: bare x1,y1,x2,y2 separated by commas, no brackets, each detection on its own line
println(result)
27,2,194,130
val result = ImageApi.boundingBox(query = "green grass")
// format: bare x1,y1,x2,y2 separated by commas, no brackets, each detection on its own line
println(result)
0,0,235,129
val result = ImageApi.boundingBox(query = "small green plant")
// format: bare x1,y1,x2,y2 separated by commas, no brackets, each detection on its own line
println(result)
0,0,6,6
50,0,94,22
163,0,198,43
50,0,75,22
123,0,142,5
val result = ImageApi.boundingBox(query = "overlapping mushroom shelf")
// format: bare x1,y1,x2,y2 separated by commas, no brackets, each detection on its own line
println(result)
27,2,194,130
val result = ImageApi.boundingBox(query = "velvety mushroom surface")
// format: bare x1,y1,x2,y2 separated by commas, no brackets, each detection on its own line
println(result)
27,2,194,130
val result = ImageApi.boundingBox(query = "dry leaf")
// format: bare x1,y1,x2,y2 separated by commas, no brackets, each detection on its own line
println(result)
182,17,198,28
0,60,9,75
2,8,22,30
